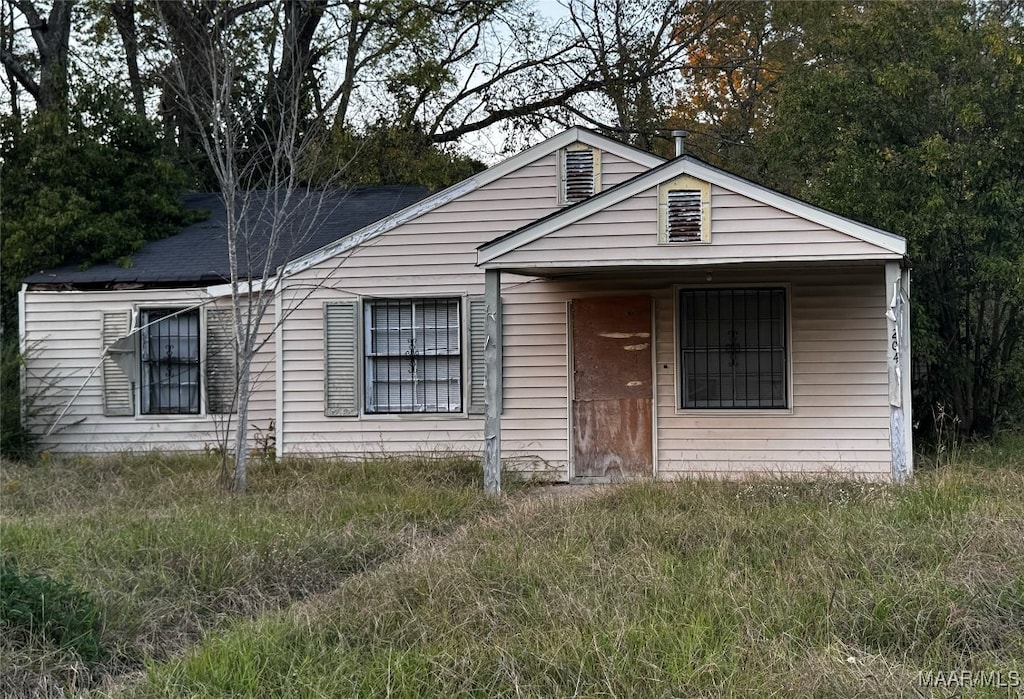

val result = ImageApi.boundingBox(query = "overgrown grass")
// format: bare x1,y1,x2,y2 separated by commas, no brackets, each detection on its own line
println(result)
0,452,495,697
126,437,1023,699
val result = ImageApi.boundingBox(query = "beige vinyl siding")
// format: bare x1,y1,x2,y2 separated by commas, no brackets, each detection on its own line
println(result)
488,266,891,479
278,143,654,463
654,267,891,477
491,186,896,268
600,150,648,189
22,289,275,453
278,155,562,459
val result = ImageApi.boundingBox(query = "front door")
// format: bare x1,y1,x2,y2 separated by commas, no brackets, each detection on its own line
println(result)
570,296,654,480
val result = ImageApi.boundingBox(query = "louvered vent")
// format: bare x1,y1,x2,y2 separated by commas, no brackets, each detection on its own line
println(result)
563,149,595,204
666,190,703,242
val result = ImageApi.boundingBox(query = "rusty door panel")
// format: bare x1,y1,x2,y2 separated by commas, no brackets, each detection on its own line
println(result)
571,296,653,479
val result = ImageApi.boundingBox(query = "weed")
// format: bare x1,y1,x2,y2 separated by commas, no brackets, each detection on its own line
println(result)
0,560,104,662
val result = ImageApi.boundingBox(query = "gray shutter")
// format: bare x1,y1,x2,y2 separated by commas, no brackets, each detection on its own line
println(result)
102,311,134,416
206,308,238,414
325,302,359,417
467,296,487,415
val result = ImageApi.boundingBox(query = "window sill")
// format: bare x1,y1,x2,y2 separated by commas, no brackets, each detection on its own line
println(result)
673,407,794,417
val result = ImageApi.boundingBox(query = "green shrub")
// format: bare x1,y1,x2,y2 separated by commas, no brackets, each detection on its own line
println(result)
0,560,104,662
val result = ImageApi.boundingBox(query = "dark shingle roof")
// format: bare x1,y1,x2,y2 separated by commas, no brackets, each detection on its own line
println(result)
24,185,431,286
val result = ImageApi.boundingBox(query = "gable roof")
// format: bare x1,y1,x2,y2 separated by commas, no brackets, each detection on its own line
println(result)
281,127,666,277
24,185,430,288
477,154,906,265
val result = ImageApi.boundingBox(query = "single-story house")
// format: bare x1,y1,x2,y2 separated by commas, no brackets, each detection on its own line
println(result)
20,127,913,482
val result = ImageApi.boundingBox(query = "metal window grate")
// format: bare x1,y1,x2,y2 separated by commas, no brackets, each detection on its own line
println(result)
666,189,703,242
364,298,462,414
679,288,787,409
140,308,201,414
563,149,595,203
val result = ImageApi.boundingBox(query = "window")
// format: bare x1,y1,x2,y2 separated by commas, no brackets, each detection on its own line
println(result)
659,175,710,243
364,298,462,414
559,145,600,204
140,308,200,414
678,288,787,409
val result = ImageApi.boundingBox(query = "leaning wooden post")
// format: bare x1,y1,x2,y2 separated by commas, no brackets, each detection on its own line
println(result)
483,268,502,495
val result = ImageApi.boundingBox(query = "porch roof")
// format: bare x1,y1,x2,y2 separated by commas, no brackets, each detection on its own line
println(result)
477,155,906,275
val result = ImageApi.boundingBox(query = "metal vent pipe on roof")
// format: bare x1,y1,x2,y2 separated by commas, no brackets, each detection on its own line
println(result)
672,129,689,157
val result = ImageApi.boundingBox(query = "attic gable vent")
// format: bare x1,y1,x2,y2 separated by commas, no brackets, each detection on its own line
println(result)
666,190,703,242
658,175,710,244
559,145,600,205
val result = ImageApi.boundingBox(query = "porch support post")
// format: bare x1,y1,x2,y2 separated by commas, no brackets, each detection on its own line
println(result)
885,260,913,482
483,268,503,495
899,261,913,477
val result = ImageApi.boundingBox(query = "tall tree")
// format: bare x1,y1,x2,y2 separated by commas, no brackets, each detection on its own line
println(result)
155,0,339,492
1,0,75,117
755,0,1024,435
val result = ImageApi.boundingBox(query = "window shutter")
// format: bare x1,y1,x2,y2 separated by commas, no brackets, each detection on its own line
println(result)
666,190,703,242
206,308,238,414
102,311,134,416
467,296,487,415
324,302,359,417
562,148,595,204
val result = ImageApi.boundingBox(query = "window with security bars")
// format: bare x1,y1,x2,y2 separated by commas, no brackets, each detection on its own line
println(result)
140,308,200,414
364,298,462,413
666,189,703,242
561,148,595,204
679,288,787,409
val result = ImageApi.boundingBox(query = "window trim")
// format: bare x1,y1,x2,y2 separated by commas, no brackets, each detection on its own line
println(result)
558,144,601,206
659,175,711,244
359,294,469,418
136,305,206,418
672,283,793,415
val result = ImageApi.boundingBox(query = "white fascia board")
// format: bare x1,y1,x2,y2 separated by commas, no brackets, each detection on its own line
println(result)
282,127,665,278
205,278,276,298
479,157,905,265
681,159,907,255
484,252,904,271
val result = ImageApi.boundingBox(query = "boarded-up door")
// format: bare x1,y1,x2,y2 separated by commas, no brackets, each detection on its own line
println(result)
570,296,653,479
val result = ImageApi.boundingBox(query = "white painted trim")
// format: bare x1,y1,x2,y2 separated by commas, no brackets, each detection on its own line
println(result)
478,156,906,265
282,127,664,278
18,284,27,355
275,288,284,456
484,252,904,272
566,298,575,480
205,279,275,298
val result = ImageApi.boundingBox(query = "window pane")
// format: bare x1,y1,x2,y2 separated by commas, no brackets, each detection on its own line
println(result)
140,309,201,415
364,298,462,414
679,289,787,409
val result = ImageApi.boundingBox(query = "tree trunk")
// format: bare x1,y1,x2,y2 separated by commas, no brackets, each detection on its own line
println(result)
109,1,146,117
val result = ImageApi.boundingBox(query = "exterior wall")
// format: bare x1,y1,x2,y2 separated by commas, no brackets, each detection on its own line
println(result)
278,144,655,458
492,185,892,268
492,265,892,479
21,288,276,453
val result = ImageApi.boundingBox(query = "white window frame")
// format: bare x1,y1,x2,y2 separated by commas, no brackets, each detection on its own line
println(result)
673,284,793,414
137,306,203,417
362,296,464,415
